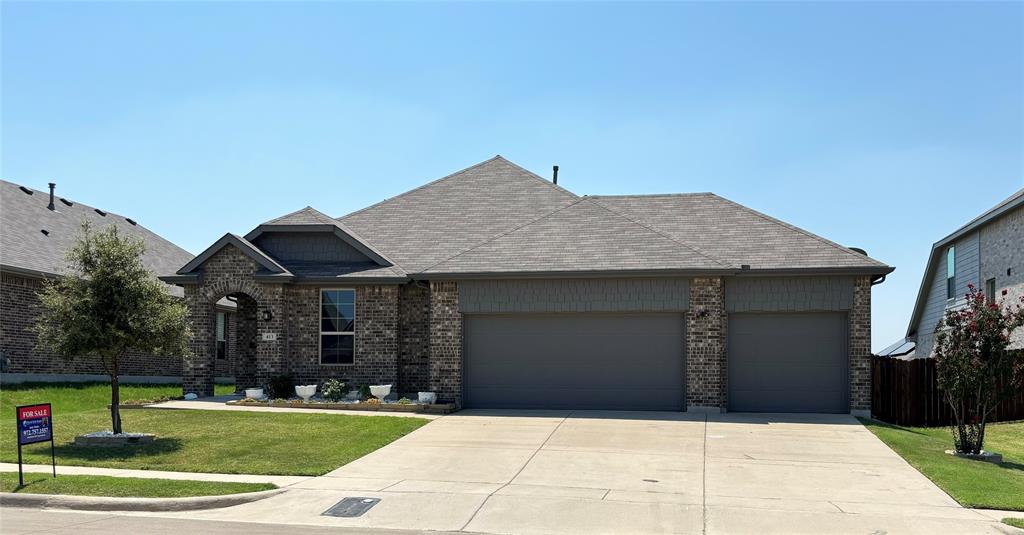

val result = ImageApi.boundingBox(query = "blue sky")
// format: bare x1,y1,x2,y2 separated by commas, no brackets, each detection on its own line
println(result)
2,2,1021,350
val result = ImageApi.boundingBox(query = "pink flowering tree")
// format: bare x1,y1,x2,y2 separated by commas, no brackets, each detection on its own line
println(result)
933,284,1024,454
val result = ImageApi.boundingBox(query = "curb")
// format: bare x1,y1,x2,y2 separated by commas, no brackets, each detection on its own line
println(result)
0,487,287,512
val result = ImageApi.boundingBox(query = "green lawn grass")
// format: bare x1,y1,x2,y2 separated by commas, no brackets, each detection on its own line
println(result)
860,418,1024,511
1004,518,1024,529
1,383,428,476
1,381,236,413
1,472,275,497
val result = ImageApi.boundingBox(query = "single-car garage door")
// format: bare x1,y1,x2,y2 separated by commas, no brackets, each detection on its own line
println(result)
464,313,684,410
728,313,848,413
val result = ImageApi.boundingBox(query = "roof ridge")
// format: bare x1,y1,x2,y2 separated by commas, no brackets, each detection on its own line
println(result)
709,194,888,267
586,197,735,268
415,198,588,273
590,192,714,199
337,155,576,222
264,205,335,225
336,156,505,220
490,155,579,199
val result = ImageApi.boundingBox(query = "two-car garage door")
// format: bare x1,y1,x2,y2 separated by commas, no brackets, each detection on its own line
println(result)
464,313,684,411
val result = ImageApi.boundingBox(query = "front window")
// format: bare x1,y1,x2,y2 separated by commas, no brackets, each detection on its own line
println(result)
320,289,355,365
986,278,996,302
946,246,956,300
216,312,227,360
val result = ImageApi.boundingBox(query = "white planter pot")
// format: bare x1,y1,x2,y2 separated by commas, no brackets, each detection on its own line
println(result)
369,384,392,400
244,388,264,400
418,392,437,404
295,385,317,402
345,390,361,401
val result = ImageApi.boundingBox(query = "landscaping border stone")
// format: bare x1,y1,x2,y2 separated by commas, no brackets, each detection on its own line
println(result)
226,399,456,414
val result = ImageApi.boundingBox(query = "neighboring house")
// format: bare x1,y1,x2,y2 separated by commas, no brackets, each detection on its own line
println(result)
163,156,892,414
0,180,236,382
893,188,1024,359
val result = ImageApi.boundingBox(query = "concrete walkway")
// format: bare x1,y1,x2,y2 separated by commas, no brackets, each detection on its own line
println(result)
147,396,441,419
0,463,310,487
131,410,1014,534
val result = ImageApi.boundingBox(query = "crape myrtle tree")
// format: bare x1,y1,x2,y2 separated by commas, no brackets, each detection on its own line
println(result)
34,223,190,434
933,284,1024,455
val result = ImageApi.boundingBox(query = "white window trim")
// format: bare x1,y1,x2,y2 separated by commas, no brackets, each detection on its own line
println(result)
319,288,356,366
945,246,956,302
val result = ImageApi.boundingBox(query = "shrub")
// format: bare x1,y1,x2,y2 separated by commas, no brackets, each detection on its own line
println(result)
321,379,348,402
267,375,295,399
365,397,381,405
358,384,372,400
934,284,1024,454
397,397,412,405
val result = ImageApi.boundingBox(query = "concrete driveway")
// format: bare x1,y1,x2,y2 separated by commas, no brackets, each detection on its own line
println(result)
178,410,1010,534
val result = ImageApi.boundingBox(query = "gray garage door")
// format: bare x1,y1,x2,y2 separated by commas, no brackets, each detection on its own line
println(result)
728,313,847,413
464,313,684,410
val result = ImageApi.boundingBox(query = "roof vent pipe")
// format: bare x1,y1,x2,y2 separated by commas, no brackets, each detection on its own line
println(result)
552,165,559,185
47,183,56,210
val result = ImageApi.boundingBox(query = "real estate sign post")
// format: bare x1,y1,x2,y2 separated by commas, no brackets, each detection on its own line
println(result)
16,403,56,486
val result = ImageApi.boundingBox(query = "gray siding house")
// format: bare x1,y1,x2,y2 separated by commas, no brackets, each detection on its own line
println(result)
898,188,1024,359
0,180,237,382
163,156,893,414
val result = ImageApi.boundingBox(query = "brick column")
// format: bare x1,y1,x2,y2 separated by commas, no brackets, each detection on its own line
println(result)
849,276,872,416
255,284,286,388
183,285,215,397
687,277,726,412
428,281,462,406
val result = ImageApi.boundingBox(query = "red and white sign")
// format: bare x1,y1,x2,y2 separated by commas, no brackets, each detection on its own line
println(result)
18,404,51,421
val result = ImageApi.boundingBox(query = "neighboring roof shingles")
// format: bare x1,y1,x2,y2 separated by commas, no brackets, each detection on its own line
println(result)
339,156,579,273
422,198,732,275
591,194,888,271
0,179,194,296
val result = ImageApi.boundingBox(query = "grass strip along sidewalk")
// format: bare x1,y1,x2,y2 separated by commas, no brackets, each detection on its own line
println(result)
859,418,1024,511
1,472,275,498
2,382,428,476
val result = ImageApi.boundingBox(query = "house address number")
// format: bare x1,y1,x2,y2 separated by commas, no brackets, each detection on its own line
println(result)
261,332,278,341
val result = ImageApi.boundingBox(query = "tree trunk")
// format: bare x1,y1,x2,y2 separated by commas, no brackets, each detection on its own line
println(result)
110,357,122,435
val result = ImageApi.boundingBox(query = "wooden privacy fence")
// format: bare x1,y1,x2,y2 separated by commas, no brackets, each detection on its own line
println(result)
871,355,1024,427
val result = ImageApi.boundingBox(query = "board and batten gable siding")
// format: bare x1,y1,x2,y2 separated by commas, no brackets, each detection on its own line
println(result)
916,231,982,357
252,232,373,263
458,278,690,314
723,277,854,312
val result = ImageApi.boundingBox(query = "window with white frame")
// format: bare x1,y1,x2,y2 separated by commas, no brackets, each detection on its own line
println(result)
320,289,355,365
216,312,227,360
946,246,956,300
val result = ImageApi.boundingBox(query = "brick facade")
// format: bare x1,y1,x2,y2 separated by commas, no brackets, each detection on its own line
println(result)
1,271,190,377
428,281,462,405
849,276,872,413
399,282,431,392
686,277,727,411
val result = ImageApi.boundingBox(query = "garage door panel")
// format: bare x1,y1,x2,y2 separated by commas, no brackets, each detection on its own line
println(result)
728,313,847,413
465,313,684,410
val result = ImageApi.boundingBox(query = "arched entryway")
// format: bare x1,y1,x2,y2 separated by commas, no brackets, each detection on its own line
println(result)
184,280,272,397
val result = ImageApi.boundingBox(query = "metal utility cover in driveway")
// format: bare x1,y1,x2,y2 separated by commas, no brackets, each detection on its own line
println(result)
464,313,684,410
728,312,848,413
322,497,380,517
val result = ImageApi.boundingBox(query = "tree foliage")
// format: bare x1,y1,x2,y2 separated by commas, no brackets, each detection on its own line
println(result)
34,223,190,434
934,284,1024,454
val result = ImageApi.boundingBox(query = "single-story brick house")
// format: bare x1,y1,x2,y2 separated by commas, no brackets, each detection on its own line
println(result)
163,156,893,414
0,179,237,383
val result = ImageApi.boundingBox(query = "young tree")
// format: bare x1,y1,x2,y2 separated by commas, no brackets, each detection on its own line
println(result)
34,223,189,434
934,284,1024,454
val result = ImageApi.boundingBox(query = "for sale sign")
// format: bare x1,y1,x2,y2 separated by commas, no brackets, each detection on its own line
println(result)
17,403,53,445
